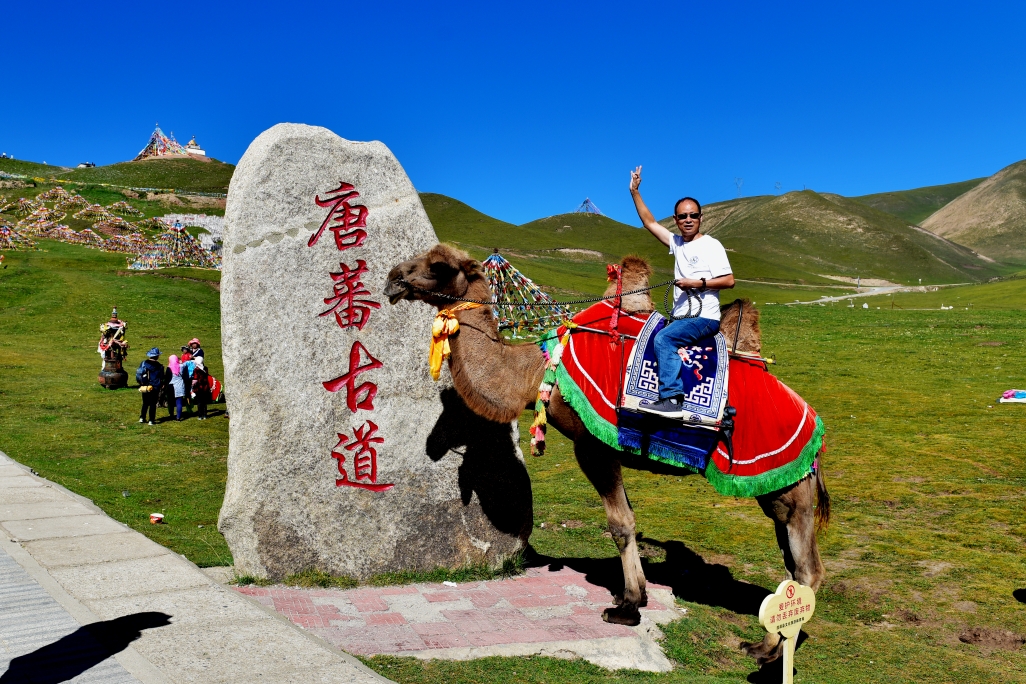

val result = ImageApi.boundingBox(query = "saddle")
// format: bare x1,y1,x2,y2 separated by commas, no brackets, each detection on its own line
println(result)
617,313,733,472
537,301,824,497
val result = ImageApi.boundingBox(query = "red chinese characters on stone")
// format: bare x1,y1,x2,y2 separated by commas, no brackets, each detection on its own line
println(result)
308,181,368,251
331,420,393,491
323,341,383,412
319,260,381,330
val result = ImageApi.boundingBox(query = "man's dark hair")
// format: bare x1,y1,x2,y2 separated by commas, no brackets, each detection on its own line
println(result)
673,197,702,215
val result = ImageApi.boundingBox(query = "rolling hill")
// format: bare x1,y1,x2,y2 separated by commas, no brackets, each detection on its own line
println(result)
0,158,71,177
920,159,1026,264
851,178,985,225
60,157,235,193
655,191,1002,285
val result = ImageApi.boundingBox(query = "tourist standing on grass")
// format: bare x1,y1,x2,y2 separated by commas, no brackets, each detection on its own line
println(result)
191,358,211,420
137,348,163,425
180,350,196,413
168,354,186,421
629,165,735,417
187,338,204,360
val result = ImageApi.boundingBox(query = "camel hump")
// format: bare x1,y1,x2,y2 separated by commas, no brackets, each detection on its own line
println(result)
620,254,652,278
719,298,762,354
604,254,654,313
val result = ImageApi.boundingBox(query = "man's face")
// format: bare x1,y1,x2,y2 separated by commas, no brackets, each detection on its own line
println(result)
674,200,702,240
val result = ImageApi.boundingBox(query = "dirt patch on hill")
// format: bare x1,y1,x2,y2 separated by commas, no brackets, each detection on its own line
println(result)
959,627,1025,653
817,274,898,286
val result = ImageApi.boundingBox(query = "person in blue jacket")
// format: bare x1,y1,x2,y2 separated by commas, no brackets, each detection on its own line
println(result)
137,348,164,425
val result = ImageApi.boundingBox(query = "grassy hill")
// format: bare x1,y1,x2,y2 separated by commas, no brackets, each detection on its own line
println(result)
920,159,1026,264
60,157,235,193
851,178,985,225
689,190,1003,284
0,158,72,177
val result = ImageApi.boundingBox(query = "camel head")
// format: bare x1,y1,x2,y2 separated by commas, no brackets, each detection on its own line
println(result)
719,299,761,354
384,244,485,309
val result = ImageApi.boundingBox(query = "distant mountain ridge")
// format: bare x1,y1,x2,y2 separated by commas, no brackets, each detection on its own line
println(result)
920,159,1026,264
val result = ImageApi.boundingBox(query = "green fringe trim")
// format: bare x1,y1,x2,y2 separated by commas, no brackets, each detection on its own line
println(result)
705,416,824,498
543,336,636,454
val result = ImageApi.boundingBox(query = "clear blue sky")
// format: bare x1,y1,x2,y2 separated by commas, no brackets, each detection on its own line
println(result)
3,1,1024,225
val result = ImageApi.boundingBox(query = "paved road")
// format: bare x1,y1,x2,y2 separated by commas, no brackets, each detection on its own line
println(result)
238,566,683,672
0,451,392,684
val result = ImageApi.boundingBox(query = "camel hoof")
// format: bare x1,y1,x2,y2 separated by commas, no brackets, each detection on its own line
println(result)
602,605,641,626
612,590,647,608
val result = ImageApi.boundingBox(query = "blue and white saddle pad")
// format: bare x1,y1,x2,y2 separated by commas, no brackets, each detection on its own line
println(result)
619,313,729,426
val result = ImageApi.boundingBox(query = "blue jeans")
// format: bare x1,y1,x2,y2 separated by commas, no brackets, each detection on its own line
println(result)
652,316,720,398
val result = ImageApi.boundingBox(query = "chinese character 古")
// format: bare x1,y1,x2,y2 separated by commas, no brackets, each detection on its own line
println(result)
319,259,381,330
308,181,369,251
323,341,383,412
332,420,393,491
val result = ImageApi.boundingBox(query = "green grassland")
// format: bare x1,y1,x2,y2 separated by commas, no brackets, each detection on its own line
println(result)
2,240,1025,682
58,157,235,193
0,242,230,566
852,178,985,225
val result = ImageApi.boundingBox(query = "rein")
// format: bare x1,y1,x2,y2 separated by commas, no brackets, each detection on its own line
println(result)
402,278,675,307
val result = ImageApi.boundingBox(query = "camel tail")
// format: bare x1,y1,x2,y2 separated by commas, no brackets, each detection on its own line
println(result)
814,449,830,532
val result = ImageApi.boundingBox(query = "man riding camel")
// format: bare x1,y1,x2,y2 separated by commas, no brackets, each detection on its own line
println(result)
629,166,734,417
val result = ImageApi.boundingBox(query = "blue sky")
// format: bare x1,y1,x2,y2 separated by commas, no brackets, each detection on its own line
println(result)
3,1,1024,225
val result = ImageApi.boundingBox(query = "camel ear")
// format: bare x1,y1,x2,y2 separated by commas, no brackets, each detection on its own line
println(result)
461,259,482,277
427,245,462,276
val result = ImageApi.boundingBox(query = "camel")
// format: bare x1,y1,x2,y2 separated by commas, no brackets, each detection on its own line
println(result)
384,244,830,665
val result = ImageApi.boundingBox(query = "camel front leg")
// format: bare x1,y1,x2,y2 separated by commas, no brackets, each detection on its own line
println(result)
743,475,826,665
573,434,645,626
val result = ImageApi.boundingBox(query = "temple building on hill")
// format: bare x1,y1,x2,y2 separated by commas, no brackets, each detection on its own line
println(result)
185,136,206,157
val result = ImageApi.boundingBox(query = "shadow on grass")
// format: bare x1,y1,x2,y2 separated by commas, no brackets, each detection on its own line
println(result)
526,540,813,682
526,538,772,615
0,612,171,683
1014,589,1026,603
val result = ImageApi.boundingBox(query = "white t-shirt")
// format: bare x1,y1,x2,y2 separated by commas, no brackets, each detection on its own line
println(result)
669,234,732,321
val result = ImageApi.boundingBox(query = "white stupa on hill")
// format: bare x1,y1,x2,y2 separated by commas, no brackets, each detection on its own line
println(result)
185,136,206,157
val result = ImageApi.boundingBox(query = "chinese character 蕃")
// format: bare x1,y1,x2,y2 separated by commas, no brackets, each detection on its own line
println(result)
319,259,381,330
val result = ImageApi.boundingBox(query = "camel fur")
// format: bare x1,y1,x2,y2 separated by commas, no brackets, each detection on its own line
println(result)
385,244,829,666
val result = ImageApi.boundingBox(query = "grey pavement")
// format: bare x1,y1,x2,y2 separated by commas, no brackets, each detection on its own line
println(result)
0,451,393,684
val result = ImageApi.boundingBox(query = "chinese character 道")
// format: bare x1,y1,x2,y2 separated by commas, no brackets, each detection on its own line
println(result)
332,420,393,491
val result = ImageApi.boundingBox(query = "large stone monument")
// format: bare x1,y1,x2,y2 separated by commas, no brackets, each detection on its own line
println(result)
219,124,532,579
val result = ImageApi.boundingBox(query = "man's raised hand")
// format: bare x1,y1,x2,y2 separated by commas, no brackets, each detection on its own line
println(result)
630,166,642,193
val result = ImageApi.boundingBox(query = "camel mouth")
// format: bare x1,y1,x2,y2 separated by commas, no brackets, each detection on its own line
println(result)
383,279,410,305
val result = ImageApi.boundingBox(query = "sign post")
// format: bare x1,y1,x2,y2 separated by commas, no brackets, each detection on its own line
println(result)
758,579,816,684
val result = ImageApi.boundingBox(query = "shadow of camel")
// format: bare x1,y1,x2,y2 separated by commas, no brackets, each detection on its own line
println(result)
526,538,772,615
527,540,812,680
426,387,534,543
1014,589,1026,604
1,612,171,683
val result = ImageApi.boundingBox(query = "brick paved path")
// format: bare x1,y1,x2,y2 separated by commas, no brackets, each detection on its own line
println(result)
236,566,683,671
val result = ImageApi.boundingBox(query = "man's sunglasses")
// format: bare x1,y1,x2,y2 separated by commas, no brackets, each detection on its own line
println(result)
675,212,702,220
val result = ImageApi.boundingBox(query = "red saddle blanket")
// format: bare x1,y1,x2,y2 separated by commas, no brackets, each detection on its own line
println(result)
550,302,823,497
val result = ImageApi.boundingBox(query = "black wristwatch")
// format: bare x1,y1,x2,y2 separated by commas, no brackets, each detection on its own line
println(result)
700,278,707,291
